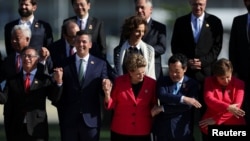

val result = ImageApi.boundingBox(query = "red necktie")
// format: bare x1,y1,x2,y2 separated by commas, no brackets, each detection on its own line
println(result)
69,45,74,56
24,73,31,93
16,55,21,73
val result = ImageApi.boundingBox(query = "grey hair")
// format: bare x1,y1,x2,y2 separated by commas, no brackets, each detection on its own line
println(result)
11,24,32,38
134,0,153,7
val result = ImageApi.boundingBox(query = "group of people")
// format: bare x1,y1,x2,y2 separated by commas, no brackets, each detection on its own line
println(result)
0,0,249,141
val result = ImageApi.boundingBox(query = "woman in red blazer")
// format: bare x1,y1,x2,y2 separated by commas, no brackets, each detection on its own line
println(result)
199,58,246,139
102,53,157,141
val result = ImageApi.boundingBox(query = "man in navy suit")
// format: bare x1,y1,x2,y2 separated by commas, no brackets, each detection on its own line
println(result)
229,0,250,125
56,30,111,141
4,0,53,56
119,0,167,80
152,53,201,141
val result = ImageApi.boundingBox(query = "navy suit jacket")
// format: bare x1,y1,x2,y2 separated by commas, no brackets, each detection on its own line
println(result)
56,54,108,129
63,16,106,59
171,12,223,82
4,18,53,56
153,75,199,141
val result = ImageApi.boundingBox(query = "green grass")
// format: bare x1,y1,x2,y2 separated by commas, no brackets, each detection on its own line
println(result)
0,124,111,141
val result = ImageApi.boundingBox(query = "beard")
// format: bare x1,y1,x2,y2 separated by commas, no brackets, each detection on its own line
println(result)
18,8,33,17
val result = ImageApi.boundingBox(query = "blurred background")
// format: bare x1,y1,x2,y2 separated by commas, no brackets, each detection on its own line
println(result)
0,0,247,140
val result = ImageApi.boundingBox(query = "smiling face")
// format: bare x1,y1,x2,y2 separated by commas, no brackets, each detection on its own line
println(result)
75,33,92,58
135,0,152,20
11,29,30,53
72,0,90,18
18,0,36,18
21,48,39,72
189,0,207,17
168,61,187,83
129,67,146,84
129,24,146,45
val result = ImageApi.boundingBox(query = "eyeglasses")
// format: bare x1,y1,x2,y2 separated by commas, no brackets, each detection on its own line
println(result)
21,54,38,59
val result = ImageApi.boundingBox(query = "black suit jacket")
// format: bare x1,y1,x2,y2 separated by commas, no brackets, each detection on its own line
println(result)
63,16,106,59
4,18,53,56
229,13,250,82
49,38,69,68
0,68,62,140
119,18,167,80
56,54,108,131
171,12,223,82
229,13,250,125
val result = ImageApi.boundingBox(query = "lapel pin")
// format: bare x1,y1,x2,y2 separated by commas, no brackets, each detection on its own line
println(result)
145,89,148,93
91,61,94,64
35,22,39,28
89,25,93,30
206,23,209,27
34,80,38,84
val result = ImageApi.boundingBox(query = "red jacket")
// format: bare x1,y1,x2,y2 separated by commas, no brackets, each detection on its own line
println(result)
105,74,156,135
200,76,246,134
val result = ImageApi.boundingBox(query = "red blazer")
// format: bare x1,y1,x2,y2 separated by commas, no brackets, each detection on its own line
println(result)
200,76,246,134
105,74,156,135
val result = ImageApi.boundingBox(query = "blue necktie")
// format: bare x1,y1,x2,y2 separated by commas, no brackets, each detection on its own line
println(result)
173,83,179,95
194,18,200,43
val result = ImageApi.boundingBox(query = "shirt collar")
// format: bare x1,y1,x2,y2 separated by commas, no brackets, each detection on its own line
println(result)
19,15,34,25
76,53,89,62
78,13,89,24
23,68,37,76
191,12,205,22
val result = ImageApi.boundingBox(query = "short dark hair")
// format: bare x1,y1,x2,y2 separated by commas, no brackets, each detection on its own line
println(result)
76,30,92,41
168,53,188,69
19,0,37,5
71,0,90,5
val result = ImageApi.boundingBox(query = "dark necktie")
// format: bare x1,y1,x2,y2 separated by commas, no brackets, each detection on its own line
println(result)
78,59,85,83
16,55,21,73
129,47,139,54
24,73,31,93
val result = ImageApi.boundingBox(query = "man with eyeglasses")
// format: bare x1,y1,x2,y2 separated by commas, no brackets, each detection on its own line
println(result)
49,20,80,68
0,24,53,141
171,0,223,140
0,47,63,141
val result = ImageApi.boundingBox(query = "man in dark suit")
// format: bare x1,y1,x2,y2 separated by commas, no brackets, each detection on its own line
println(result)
63,0,106,60
171,0,223,140
0,47,63,141
0,24,54,141
4,0,53,56
119,0,167,80
229,0,250,125
56,30,111,141
171,0,223,111
49,20,80,68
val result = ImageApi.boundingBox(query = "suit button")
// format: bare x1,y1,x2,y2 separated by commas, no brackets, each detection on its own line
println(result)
133,104,136,107
132,122,135,125
132,113,136,116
